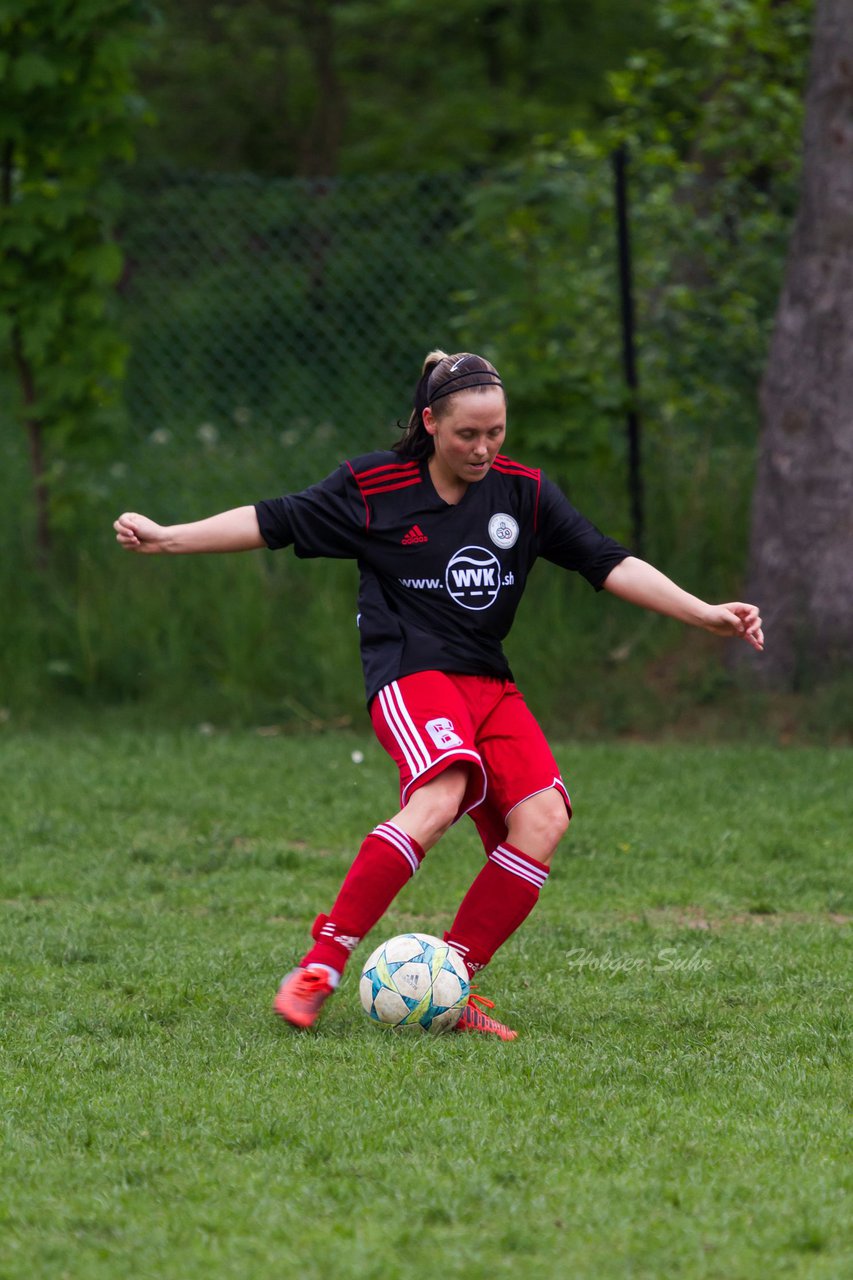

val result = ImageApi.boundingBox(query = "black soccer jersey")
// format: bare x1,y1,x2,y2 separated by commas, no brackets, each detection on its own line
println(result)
256,451,630,703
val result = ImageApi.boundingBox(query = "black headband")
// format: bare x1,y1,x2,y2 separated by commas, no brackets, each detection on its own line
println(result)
427,368,504,406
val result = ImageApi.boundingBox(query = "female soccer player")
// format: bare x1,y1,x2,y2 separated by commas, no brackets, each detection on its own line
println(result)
114,350,763,1039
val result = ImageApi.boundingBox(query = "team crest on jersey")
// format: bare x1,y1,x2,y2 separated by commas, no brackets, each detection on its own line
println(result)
445,546,502,611
488,512,519,549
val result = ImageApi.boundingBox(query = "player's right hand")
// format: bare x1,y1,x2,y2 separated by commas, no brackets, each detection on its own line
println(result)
113,512,166,553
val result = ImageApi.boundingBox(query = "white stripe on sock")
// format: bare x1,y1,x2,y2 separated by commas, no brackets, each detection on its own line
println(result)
490,845,549,889
445,938,469,955
374,821,420,875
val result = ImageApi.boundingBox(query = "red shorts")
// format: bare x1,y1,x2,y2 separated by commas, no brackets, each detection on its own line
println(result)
370,672,571,852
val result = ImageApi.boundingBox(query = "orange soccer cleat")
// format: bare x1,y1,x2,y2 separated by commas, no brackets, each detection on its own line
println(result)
273,967,334,1029
453,990,518,1040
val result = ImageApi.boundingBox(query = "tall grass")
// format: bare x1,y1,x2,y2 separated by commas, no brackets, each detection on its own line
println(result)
2,401,848,741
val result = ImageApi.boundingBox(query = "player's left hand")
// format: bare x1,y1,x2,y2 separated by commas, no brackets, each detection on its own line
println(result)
703,602,764,651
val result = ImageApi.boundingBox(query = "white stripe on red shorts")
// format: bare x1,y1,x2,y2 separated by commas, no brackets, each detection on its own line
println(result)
377,681,432,776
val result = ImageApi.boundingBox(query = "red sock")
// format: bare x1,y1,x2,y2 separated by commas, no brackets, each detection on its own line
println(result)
301,823,425,973
445,842,549,976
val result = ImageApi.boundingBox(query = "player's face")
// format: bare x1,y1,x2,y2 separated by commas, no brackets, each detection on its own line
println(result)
424,388,507,493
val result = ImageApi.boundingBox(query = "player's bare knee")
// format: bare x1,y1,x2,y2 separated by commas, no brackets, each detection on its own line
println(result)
506,788,570,864
401,765,468,847
426,806,459,844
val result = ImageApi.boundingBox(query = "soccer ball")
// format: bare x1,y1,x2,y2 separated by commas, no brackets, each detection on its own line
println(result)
359,932,470,1032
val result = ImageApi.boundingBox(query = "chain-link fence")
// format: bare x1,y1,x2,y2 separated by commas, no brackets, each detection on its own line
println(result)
117,169,481,457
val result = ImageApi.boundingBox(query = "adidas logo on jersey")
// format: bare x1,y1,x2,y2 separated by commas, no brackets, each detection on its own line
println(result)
401,525,428,545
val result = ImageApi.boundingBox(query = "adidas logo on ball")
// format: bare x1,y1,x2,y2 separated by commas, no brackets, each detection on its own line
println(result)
359,933,470,1032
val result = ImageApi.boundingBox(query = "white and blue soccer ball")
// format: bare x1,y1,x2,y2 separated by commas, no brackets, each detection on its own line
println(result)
359,932,470,1032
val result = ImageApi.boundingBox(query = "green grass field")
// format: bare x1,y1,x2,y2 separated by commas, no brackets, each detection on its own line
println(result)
1,725,851,1279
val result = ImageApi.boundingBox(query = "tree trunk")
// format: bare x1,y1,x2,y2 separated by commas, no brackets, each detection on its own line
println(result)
2,138,51,565
745,0,853,686
296,0,346,178
12,330,51,568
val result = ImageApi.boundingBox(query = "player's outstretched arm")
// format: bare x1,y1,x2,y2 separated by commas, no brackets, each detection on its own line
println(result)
113,506,266,555
602,556,764,652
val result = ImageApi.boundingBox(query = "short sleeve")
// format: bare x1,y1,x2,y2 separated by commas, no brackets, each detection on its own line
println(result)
537,475,631,589
255,462,366,559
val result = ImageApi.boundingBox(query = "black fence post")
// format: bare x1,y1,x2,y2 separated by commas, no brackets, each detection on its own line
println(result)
612,144,644,558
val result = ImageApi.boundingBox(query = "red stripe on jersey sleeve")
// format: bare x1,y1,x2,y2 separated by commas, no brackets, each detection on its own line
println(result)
346,459,371,531
491,455,542,532
359,476,423,496
492,454,540,480
356,460,419,481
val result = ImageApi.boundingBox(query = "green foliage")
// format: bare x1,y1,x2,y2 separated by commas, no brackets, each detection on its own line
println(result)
0,0,826,720
456,0,813,520
452,150,624,494
604,0,814,445
0,0,150,537
133,0,660,177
